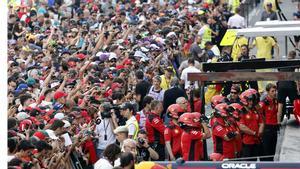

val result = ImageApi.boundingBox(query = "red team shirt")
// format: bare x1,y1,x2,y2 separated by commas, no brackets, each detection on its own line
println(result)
181,129,203,161
164,121,183,156
239,109,263,144
260,97,278,125
227,118,242,154
145,112,165,145
212,118,236,159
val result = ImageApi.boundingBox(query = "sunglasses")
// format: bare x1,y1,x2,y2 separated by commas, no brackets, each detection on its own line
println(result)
230,91,238,94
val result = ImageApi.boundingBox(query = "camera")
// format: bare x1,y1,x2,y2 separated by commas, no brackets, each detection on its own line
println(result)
101,111,112,119
138,137,145,145
100,106,120,118
100,103,120,119
111,105,120,111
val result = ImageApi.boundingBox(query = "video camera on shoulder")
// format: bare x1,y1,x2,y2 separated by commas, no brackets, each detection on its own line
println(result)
100,102,120,119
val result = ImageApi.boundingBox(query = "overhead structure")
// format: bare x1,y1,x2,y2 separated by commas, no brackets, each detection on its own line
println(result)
220,21,300,46
188,72,300,82
236,27,300,37
254,20,300,28
201,59,300,72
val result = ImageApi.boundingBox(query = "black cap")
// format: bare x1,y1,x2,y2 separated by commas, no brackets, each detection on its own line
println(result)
120,102,134,112
17,140,35,151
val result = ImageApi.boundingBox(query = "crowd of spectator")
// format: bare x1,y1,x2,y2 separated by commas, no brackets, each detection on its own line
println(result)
6,0,300,169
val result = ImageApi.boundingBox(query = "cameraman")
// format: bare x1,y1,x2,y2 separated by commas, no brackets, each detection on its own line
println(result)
94,102,118,159
136,130,159,162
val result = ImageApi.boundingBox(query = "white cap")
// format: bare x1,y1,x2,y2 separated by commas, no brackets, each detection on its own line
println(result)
54,113,65,120
134,51,147,58
166,32,177,38
150,44,160,50
114,126,129,134
109,53,117,60
16,112,30,121
63,120,71,128
141,47,149,52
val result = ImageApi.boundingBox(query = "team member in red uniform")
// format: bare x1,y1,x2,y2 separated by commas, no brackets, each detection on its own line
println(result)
259,83,279,161
294,98,300,124
239,89,264,161
229,103,245,157
179,112,211,161
145,100,165,161
247,88,261,112
164,104,184,160
211,103,239,159
210,95,230,128
211,95,230,109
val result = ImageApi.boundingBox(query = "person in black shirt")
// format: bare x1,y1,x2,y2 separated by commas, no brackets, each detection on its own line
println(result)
277,51,298,121
163,77,186,124
8,14,17,35
135,70,151,111
136,130,159,162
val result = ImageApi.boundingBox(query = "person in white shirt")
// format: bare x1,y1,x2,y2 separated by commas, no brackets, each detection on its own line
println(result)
178,59,202,74
95,103,117,158
147,76,165,101
120,102,139,139
94,144,121,169
180,57,201,90
227,7,246,29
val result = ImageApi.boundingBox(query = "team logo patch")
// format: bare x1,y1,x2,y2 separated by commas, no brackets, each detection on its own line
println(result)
216,126,223,132
191,130,199,135
246,114,251,119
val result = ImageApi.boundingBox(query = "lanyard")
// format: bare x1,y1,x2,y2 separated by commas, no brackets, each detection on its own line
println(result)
103,119,110,140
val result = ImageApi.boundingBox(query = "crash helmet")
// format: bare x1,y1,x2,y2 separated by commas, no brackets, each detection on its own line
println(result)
211,95,229,109
214,103,230,118
167,104,185,119
178,112,202,128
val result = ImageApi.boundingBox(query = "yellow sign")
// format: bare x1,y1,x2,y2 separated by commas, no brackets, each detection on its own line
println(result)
220,29,238,46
